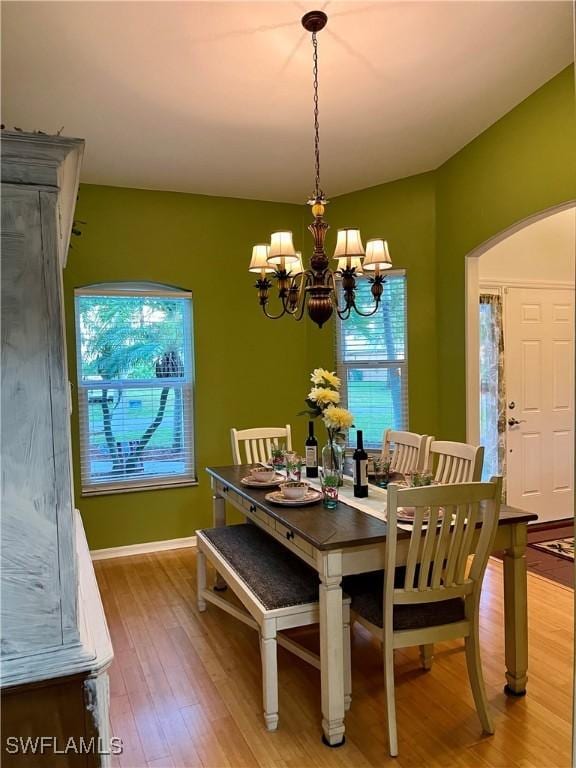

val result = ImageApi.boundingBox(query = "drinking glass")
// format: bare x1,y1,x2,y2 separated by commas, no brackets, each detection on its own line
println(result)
270,446,286,473
285,452,302,482
373,459,391,488
320,468,339,509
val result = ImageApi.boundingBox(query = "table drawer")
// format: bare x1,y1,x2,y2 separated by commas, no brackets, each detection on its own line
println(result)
240,497,274,529
275,521,314,558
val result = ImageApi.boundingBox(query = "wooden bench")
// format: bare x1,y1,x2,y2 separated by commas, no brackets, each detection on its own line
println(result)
196,523,351,731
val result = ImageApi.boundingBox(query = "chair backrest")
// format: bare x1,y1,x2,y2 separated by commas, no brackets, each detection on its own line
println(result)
381,429,432,474
230,425,292,465
429,440,484,483
385,477,503,615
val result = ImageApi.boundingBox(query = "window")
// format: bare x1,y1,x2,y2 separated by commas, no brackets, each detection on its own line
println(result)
74,283,196,494
336,273,408,450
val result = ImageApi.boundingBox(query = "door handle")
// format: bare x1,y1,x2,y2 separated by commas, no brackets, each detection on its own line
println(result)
508,418,526,427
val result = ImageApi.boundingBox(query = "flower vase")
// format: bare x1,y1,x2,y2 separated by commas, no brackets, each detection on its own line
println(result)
321,441,343,485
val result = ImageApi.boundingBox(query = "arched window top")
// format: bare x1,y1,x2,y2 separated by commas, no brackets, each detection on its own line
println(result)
76,281,192,298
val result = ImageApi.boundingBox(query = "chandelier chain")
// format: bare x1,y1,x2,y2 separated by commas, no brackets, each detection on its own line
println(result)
312,31,322,200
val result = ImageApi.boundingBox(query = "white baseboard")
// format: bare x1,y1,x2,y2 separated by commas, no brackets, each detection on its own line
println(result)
90,535,197,561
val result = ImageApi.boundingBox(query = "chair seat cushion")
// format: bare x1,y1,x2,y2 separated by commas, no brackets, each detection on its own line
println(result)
342,570,465,630
200,524,320,611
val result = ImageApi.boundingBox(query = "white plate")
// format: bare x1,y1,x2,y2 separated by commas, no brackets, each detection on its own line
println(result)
392,506,447,523
241,474,285,489
265,489,322,506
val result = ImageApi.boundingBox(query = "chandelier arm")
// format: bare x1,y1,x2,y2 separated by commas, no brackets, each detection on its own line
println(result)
347,298,382,318
260,302,290,320
348,273,386,316
292,271,314,321
282,271,307,320
327,270,349,315
336,305,352,321
255,274,296,320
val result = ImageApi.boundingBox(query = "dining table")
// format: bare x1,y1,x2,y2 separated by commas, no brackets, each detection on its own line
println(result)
206,464,538,746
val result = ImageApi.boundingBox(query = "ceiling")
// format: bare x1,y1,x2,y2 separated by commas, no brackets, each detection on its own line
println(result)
2,1,574,203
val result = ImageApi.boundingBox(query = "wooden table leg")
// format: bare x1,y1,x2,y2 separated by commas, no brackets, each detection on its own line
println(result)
319,551,346,746
503,523,528,696
212,485,227,592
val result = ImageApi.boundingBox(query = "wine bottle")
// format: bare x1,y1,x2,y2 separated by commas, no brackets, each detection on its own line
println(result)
305,421,319,478
353,430,368,497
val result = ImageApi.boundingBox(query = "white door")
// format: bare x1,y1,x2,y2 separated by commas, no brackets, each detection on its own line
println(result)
505,287,574,522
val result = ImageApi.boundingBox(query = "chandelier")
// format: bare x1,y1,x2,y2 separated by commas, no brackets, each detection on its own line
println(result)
249,10,393,329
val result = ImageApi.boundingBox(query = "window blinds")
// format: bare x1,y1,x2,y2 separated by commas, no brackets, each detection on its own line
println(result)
336,273,408,450
75,286,196,494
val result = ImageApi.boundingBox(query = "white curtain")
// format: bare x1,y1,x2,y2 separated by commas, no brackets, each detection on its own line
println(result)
479,294,506,494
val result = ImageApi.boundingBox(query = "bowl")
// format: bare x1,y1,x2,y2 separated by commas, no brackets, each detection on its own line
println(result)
280,481,308,500
250,468,276,483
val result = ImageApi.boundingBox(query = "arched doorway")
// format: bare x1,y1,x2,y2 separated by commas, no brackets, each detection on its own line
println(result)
465,202,575,521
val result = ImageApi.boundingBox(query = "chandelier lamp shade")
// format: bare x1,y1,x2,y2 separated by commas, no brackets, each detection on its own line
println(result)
363,239,393,273
249,10,394,328
248,244,274,273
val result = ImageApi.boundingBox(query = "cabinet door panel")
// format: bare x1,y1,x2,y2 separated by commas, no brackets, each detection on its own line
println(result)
39,191,78,643
1,187,63,655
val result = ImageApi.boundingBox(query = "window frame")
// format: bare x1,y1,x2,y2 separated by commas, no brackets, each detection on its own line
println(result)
74,282,197,496
335,269,409,451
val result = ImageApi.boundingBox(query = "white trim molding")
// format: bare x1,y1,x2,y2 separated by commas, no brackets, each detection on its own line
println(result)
90,535,197,561
480,278,574,291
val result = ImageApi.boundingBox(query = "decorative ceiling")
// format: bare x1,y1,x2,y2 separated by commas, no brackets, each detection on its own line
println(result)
2,1,573,202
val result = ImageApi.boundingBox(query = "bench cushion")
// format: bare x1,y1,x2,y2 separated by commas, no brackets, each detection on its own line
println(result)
342,570,465,630
199,524,320,611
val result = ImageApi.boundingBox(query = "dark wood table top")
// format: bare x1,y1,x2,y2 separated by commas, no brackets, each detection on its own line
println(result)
206,465,538,551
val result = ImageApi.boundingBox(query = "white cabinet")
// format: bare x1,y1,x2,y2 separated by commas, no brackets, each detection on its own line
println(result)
1,132,112,765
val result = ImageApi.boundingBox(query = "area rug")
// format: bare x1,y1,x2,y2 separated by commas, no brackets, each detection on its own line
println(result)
530,537,574,562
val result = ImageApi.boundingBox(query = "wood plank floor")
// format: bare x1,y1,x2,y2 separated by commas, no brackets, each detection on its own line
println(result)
95,549,573,768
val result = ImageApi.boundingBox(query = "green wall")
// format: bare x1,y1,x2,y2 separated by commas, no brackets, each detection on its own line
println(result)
65,186,308,549
306,172,439,438
435,65,576,439
308,65,575,443
67,66,575,549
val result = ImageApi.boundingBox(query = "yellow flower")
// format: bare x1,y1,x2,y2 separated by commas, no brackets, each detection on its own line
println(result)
323,406,354,430
310,368,341,389
308,387,340,406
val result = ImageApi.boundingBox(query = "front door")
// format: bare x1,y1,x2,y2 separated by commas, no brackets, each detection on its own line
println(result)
505,287,574,522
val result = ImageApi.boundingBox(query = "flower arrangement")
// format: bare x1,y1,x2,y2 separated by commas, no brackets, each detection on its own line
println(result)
302,368,354,475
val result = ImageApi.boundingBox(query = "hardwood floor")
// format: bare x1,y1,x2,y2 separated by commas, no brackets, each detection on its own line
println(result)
95,549,573,768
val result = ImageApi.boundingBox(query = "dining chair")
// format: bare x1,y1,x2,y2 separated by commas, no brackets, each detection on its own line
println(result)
343,476,502,756
429,440,484,483
380,429,432,474
415,441,484,675
231,425,292,465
